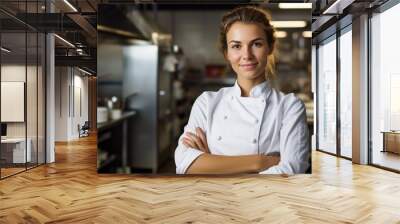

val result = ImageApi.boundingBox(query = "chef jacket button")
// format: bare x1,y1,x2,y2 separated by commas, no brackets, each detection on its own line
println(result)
231,96,234,100
261,99,265,103
255,119,259,124
252,139,257,144
224,115,228,120
218,136,222,141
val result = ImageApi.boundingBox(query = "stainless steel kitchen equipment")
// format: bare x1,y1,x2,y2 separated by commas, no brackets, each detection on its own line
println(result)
122,44,173,173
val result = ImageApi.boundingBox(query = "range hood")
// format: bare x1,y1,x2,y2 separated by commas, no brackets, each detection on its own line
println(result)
98,4,171,46
125,8,172,46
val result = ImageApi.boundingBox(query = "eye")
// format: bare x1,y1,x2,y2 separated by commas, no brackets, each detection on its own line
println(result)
230,44,241,50
254,42,263,48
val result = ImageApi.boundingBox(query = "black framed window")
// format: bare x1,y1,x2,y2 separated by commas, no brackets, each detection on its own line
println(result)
339,25,352,159
316,34,337,155
369,0,400,172
315,20,353,160
0,0,47,180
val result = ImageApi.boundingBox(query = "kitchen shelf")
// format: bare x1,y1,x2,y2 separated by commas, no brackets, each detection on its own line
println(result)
97,110,137,131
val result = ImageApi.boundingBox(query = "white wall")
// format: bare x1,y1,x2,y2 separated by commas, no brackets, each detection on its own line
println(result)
55,67,68,141
55,67,89,141
72,73,89,138
1,65,36,137
1,63,46,164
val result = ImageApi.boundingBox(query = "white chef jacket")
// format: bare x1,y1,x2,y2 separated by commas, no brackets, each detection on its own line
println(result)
174,80,310,174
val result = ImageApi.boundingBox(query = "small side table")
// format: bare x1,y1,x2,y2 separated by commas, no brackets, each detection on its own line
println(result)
381,131,400,154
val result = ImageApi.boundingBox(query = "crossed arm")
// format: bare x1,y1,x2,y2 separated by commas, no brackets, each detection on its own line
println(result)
181,128,280,174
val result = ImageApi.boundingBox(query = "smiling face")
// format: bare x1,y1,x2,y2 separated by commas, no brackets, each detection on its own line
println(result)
225,22,270,83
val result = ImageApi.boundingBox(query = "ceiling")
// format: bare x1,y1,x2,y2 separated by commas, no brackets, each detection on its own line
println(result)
4,0,384,74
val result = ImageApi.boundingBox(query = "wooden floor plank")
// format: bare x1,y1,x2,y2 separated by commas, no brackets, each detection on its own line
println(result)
1,135,400,223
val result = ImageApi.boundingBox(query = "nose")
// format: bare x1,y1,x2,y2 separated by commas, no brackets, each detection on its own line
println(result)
242,45,254,60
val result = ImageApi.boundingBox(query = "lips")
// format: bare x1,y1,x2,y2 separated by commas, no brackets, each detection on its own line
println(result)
240,63,258,71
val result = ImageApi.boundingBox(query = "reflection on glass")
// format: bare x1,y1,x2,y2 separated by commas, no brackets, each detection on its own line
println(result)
340,29,352,158
317,37,337,154
38,33,46,165
0,1,46,179
1,31,27,177
371,3,400,171
26,0,40,169
390,75,400,130
27,31,38,169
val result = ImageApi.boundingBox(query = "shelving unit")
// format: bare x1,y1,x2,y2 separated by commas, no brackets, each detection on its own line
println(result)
97,111,136,173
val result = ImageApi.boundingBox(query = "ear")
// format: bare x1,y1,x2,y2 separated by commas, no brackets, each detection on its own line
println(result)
223,50,228,60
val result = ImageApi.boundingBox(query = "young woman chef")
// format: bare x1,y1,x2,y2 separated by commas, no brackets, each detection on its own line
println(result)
174,6,310,175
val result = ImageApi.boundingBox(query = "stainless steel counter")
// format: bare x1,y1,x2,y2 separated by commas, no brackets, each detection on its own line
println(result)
97,111,137,131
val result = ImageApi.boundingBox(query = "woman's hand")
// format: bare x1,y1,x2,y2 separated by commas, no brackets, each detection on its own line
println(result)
182,127,210,153
256,155,280,172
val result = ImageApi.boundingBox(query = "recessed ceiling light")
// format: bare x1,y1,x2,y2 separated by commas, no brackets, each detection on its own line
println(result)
274,31,287,38
303,31,312,38
322,0,353,15
271,21,307,28
278,3,312,9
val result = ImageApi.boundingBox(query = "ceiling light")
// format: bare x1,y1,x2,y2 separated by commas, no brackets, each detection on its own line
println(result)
278,3,312,9
323,0,354,15
303,31,312,38
1,47,11,53
271,21,307,28
274,31,287,38
54,34,75,48
63,0,78,12
78,67,92,76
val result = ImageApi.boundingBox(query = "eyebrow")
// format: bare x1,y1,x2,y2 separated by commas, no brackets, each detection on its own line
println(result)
228,37,265,44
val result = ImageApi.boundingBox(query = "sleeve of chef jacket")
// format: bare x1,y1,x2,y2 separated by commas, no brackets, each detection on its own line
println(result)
259,95,310,174
174,93,208,174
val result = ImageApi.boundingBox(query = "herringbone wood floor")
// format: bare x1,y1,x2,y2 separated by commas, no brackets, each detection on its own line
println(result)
1,135,400,223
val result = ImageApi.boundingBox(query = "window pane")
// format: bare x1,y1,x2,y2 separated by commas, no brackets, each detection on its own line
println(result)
317,37,337,154
38,32,45,165
371,3,400,171
27,30,38,169
340,29,352,158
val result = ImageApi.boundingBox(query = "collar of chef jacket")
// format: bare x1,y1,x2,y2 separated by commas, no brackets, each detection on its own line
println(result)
232,80,270,100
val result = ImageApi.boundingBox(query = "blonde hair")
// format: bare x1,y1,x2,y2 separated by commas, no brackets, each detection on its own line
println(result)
219,6,277,79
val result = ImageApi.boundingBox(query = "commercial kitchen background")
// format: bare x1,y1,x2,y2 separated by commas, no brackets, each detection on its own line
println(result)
96,3,312,174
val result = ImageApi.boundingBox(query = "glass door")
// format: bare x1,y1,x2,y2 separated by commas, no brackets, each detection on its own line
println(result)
1,30,28,178
0,0,46,179
317,35,337,154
